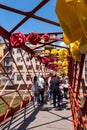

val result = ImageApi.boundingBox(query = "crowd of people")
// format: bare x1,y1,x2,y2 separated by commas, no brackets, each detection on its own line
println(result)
31,73,69,109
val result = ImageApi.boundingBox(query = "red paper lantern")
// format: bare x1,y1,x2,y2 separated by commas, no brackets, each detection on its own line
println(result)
10,32,26,48
49,57,56,62
27,32,41,45
41,57,50,64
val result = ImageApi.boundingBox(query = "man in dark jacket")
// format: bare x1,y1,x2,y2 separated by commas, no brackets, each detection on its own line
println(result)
50,74,61,108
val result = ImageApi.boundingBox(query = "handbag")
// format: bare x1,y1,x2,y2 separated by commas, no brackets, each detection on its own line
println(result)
31,84,35,92
38,86,42,92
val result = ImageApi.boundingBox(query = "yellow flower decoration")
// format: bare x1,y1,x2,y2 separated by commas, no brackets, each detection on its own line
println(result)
45,50,50,55
62,66,68,70
58,66,63,69
58,48,69,59
70,41,81,61
57,61,62,66
54,61,57,64
62,60,68,66
51,49,58,55
65,70,68,75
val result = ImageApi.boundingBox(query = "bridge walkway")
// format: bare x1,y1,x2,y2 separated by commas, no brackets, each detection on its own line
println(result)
0,98,72,130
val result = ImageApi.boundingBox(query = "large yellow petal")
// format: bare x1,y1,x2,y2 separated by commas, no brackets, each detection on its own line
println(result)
55,0,83,42
66,0,87,38
79,35,87,54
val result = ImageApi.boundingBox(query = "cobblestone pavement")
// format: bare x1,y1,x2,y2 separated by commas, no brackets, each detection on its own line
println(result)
0,98,72,130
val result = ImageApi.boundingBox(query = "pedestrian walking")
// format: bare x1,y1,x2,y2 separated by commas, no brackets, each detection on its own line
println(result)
38,73,45,103
47,75,53,104
50,74,61,108
63,76,69,99
31,76,40,106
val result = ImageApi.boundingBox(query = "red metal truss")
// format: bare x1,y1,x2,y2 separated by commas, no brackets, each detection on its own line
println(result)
0,0,62,125
68,54,87,130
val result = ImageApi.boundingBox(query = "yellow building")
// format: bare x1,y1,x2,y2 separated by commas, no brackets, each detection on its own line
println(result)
0,43,4,87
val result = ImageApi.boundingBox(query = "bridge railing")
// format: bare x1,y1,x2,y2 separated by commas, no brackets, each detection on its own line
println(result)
68,54,87,130
0,40,34,125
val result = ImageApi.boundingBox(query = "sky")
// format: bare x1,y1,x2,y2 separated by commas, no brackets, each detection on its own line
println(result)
0,0,64,45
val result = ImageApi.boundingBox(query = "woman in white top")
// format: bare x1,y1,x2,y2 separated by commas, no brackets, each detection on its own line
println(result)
31,76,40,105
63,77,69,99
38,74,45,103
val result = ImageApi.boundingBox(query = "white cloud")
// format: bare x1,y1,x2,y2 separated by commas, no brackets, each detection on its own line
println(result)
57,42,69,49
59,42,68,47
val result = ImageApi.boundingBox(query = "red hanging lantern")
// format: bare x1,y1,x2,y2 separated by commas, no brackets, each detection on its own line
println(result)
49,63,58,68
27,32,41,45
41,57,50,64
49,57,56,62
10,32,26,48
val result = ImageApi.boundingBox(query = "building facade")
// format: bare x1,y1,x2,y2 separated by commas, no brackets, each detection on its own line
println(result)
0,35,56,87
0,43,50,87
0,43,4,87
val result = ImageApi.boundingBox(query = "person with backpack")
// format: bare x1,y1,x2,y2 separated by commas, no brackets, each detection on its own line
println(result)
50,74,61,108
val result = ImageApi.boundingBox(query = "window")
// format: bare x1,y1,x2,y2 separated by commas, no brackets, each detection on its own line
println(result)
28,65,33,69
17,49,20,53
26,57,29,61
85,74,87,79
2,74,7,77
26,75,31,81
85,67,87,71
18,65,23,70
12,50,14,54
85,61,87,67
36,65,39,70
17,57,21,62
17,75,21,81
4,49,8,54
5,59,9,65
17,49,23,53
5,66,12,72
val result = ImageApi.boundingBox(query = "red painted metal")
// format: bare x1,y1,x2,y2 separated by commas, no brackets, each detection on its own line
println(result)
68,54,87,130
